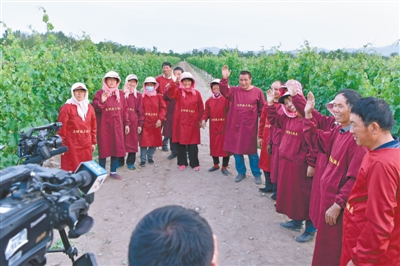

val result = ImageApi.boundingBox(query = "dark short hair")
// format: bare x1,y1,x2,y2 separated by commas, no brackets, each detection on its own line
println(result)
239,70,252,79
162,62,172,68
129,205,214,266
351,97,395,130
334,89,361,109
173,66,184,73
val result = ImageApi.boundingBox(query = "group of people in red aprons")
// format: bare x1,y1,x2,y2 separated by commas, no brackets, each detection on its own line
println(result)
57,63,399,266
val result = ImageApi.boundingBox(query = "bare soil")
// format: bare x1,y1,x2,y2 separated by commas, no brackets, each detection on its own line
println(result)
46,62,315,266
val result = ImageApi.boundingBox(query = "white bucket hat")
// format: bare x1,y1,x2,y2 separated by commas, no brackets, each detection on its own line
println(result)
143,77,157,85
180,72,195,82
210,79,220,87
125,74,138,83
71,82,88,91
103,71,121,82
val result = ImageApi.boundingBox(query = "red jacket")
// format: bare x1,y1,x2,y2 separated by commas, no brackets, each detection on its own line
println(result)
92,90,130,158
341,144,400,266
124,92,144,153
202,96,230,157
58,104,97,172
139,94,166,147
167,81,204,145
258,103,279,172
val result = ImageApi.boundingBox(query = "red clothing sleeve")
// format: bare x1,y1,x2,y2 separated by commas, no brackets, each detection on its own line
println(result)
257,90,266,117
158,94,167,121
303,117,333,155
293,94,335,131
219,78,233,101
197,92,205,122
266,104,285,129
121,94,130,127
258,107,267,138
306,143,318,168
335,146,366,209
202,99,211,122
292,94,306,117
166,81,180,100
137,95,145,128
352,161,399,265
267,127,274,145
57,105,69,145
89,105,97,145
92,90,106,113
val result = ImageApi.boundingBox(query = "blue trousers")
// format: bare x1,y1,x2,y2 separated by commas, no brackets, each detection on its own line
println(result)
99,156,118,172
140,147,156,162
233,153,261,177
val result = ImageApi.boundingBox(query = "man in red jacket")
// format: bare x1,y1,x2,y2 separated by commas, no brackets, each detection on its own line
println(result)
156,61,173,152
341,97,400,266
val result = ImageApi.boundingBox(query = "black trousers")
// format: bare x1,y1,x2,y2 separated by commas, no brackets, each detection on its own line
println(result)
212,156,230,167
118,152,136,166
177,143,199,167
163,137,178,155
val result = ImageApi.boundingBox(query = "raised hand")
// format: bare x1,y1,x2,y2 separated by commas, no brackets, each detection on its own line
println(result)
171,73,177,83
221,65,231,79
266,89,274,105
304,91,315,118
286,79,297,96
101,91,108,103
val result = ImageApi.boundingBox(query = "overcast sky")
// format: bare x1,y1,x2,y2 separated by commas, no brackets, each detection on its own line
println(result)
1,0,399,53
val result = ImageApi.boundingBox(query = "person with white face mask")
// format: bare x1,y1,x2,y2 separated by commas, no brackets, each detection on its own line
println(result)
58,82,97,172
139,77,167,167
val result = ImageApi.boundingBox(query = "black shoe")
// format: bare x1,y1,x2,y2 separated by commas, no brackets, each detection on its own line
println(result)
168,154,177,160
221,168,229,176
235,174,246,182
140,161,146,167
208,166,219,172
271,194,277,201
259,187,273,193
148,159,154,165
161,147,169,152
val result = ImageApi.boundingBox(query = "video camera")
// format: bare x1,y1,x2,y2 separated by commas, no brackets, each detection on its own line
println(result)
0,123,107,266
17,122,66,165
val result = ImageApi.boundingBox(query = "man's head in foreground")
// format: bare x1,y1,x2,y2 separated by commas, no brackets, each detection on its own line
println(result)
129,205,218,266
350,96,395,150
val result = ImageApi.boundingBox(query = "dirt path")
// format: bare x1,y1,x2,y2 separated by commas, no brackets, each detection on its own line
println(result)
47,62,314,266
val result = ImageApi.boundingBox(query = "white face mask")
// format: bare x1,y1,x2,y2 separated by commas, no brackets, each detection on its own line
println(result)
145,86,155,92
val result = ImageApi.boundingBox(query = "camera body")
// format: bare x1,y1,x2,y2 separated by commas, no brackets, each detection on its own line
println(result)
1,123,107,266
17,122,63,165
0,162,107,266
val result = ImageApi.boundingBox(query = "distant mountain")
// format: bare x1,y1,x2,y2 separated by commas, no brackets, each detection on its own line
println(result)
196,45,399,57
